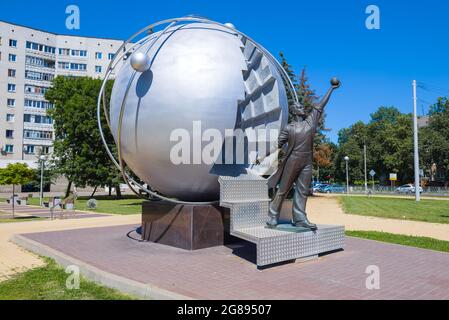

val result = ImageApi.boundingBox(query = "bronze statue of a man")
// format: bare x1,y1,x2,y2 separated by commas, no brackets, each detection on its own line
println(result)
267,78,341,230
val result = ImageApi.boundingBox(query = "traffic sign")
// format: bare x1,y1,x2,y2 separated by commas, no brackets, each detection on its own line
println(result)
389,173,397,181
369,170,376,177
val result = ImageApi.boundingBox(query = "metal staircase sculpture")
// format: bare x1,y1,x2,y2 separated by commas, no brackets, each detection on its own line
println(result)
219,174,345,267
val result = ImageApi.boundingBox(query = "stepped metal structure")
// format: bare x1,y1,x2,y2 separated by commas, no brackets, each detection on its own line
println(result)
219,174,345,267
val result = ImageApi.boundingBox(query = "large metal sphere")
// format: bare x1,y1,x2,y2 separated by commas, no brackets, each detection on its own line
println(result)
110,23,288,201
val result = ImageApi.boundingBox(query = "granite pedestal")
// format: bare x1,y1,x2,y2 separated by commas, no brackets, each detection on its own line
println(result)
141,201,230,251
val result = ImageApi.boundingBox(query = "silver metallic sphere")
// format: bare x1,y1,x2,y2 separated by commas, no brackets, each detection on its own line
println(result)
224,23,236,29
110,23,288,201
331,77,341,87
130,51,151,72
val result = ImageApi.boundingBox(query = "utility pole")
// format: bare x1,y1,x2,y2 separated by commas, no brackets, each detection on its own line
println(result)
412,80,421,202
364,142,368,194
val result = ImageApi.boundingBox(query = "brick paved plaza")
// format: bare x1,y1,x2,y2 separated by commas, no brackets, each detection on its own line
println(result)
19,224,449,300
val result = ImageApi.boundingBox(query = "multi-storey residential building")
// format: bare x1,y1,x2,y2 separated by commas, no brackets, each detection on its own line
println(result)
0,20,125,171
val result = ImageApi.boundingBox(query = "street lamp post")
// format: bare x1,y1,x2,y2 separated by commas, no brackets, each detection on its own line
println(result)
39,155,46,207
344,156,350,194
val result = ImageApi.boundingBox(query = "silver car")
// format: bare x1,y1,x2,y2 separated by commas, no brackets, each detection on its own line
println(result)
395,184,423,194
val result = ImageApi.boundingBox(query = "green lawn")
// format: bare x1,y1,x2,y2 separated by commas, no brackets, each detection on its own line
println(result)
24,196,145,215
340,196,449,224
346,230,449,253
0,217,43,223
0,258,134,300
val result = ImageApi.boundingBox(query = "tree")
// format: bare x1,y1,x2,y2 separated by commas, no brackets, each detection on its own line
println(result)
421,97,449,182
332,106,415,185
45,77,124,198
279,51,299,106
0,163,34,218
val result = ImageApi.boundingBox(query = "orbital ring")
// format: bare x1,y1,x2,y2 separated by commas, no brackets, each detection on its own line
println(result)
97,16,299,205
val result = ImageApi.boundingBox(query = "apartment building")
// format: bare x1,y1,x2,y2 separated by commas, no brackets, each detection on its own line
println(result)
0,20,125,170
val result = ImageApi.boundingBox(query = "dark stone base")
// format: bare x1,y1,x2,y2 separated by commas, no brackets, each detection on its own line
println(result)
141,201,230,251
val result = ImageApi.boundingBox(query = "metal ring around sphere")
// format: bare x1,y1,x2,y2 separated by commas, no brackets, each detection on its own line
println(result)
97,16,299,205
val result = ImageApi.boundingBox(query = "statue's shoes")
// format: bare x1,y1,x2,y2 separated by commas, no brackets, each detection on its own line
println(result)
294,221,318,231
266,217,279,228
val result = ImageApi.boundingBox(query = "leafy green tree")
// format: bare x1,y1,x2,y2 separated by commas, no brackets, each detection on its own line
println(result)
0,163,35,217
421,97,449,182
333,106,415,185
45,77,123,198
279,51,299,107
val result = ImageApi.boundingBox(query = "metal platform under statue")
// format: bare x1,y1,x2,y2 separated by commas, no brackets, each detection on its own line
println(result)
219,174,345,267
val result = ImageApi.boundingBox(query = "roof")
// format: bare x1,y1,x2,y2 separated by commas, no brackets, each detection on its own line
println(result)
0,19,125,42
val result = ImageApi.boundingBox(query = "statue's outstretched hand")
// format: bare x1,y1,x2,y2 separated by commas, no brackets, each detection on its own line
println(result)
331,77,341,89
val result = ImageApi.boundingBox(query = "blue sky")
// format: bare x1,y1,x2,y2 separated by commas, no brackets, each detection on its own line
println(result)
2,0,448,143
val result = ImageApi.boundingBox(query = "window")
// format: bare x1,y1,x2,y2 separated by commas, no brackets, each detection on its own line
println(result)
25,85,49,96
58,61,70,70
95,52,103,59
6,130,14,139
24,99,54,110
25,145,35,154
25,70,55,81
70,63,87,71
7,99,15,107
25,56,55,69
95,66,102,73
41,146,50,155
9,39,17,48
8,54,16,62
5,145,14,154
6,114,15,123
108,53,115,60
26,41,55,54
8,84,16,92
23,130,53,140
8,69,16,77
71,50,87,57
24,114,53,124
58,48,70,56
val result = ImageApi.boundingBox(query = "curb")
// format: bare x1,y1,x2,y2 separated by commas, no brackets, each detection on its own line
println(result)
11,234,194,300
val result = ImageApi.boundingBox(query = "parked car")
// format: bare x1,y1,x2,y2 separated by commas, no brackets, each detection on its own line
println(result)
312,183,324,193
318,184,345,194
395,184,423,194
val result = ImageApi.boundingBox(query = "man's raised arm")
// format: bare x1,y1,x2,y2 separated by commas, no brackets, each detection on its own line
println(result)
314,78,341,112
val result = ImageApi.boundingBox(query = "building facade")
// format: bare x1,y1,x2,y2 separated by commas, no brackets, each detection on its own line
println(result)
0,20,125,170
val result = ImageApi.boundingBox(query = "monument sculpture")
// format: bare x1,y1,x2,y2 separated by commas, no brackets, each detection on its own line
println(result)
267,78,341,230
98,16,345,267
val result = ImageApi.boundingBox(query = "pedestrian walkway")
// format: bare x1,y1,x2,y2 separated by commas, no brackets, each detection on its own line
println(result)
17,223,449,299
0,202,107,220
0,213,141,282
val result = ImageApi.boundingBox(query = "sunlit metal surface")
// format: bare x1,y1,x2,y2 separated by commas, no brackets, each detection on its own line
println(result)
98,17,297,203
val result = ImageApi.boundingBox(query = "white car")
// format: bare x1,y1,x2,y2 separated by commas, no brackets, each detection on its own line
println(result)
395,184,423,194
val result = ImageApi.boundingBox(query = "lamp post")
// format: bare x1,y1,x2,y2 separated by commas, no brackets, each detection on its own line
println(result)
344,156,350,194
354,134,368,194
39,155,46,207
